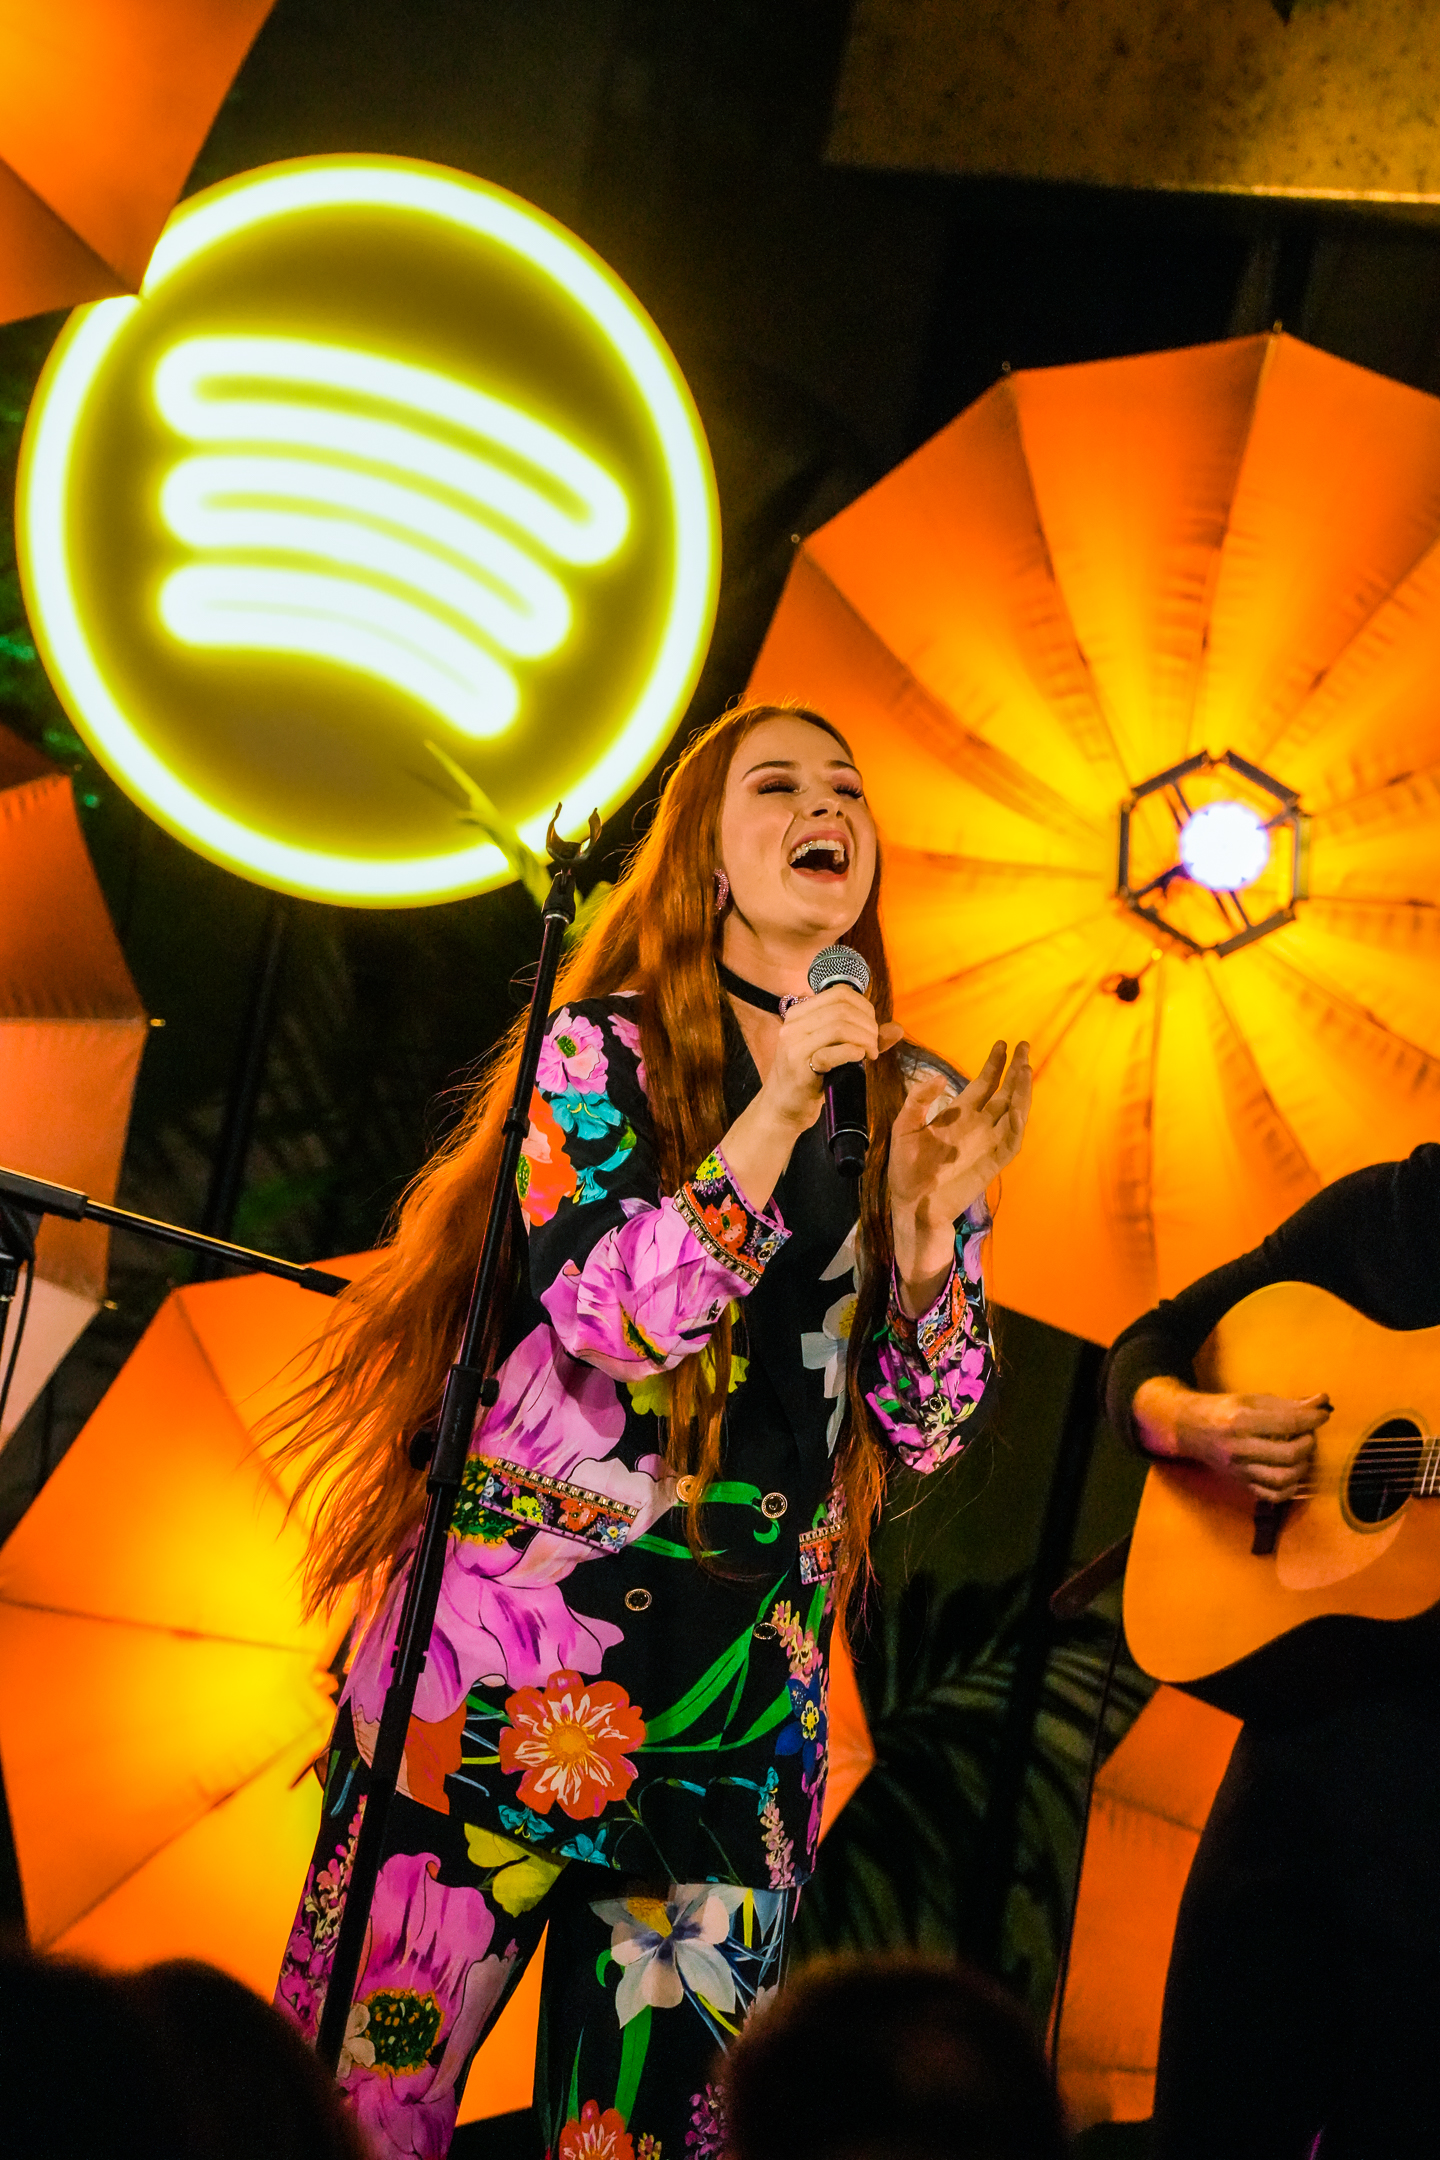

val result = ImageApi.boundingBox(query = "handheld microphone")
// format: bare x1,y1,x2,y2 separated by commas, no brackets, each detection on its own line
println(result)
807,945,871,1178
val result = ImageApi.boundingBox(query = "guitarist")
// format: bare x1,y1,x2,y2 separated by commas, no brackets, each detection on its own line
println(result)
1103,1145,1440,2160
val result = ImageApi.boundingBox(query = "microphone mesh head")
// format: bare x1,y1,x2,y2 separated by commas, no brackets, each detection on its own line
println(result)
807,944,871,996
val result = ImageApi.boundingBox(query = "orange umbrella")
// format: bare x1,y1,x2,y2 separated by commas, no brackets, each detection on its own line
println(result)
1054,1686,1240,2132
0,1260,366,1977
750,333,1440,1344
0,0,275,325
0,725,148,1435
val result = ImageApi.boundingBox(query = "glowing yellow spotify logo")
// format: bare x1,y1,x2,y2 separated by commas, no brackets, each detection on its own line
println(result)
17,158,719,905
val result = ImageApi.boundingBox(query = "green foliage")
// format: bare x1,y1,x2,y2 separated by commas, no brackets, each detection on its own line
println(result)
0,313,71,751
797,1574,1153,2023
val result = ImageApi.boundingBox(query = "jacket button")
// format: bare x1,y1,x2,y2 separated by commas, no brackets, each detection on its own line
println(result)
624,1587,653,1613
761,1491,788,1519
676,1476,699,1504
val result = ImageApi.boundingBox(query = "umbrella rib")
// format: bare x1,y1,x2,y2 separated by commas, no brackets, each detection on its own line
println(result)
1310,757,1440,830
0,1595,320,1658
1180,331,1280,762
911,943,1123,1092
0,154,132,293
898,903,1122,1003
1249,542,1440,776
1256,943,1440,1069
36,1733,315,1951
1198,961,1321,1197
172,1292,307,1520
1300,899,1440,965
990,378,1136,790
798,552,1106,843
883,846,1100,883
1025,949,1152,1089
1304,892,1440,928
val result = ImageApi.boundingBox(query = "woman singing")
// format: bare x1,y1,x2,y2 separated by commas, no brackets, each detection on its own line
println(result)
276,704,1032,2158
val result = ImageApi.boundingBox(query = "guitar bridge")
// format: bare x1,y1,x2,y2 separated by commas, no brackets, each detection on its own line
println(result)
1251,1499,1288,1556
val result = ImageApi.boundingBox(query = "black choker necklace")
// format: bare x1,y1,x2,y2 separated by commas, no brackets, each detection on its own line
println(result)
717,960,788,1015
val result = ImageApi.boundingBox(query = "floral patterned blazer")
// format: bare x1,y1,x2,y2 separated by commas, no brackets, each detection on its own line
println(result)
344,995,996,1891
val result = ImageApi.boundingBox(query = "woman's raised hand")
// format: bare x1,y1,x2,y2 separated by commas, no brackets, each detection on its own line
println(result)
887,1041,1032,1312
761,988,904,1134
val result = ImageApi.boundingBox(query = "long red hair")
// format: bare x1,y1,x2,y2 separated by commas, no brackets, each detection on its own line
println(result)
285,703,906,1630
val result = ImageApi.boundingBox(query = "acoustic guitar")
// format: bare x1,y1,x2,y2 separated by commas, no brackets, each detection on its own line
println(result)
1123,1281,1440,1709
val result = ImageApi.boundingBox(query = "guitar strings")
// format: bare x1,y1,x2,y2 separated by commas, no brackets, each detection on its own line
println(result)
1224,1433,1440,1502
1252,1473,1436,1498
1241,1438,1440,1501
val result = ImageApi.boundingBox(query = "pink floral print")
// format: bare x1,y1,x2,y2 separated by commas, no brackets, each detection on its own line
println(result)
276,1800,364,2037
339,1851,514,2159
537,1009,609,1095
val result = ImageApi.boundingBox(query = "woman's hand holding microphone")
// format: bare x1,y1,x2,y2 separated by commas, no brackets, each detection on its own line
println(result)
719,989,1032,1318
719,987,900,1214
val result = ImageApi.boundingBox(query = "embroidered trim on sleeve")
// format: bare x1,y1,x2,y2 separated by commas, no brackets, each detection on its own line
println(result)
674,1147,787,1287
887,1260,968,1372
464,1454,638,1556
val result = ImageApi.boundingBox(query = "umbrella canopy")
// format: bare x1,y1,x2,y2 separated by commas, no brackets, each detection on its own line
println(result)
749,333,1440,1344
0,724,147,1435
1055,1686,1239,2131
0,1261,366,1976
0,0,274,325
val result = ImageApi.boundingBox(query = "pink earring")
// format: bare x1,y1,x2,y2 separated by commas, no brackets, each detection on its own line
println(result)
714,869,730,914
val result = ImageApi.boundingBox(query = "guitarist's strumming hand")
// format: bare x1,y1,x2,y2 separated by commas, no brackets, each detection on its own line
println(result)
1132,1375,1332,1502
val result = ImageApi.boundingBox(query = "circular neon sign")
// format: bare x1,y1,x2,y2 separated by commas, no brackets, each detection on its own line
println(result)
17,157,719,905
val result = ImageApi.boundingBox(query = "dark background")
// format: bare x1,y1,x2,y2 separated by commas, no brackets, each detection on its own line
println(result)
5,0,1440,2123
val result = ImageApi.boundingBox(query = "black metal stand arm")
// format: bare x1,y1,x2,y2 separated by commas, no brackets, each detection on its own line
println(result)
0,1164,350,1300
315,808,600,2075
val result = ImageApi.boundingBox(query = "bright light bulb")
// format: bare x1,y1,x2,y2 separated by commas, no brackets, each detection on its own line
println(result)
1178,800,1271,892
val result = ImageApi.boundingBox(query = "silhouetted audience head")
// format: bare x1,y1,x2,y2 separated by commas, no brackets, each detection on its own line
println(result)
130,1959,369,2160
723,1952,1070,2160
0,1949,173,2160
0,1948,367,2160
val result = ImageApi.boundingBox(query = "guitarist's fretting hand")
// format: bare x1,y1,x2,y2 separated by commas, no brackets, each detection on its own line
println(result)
1132,1375,1332,1501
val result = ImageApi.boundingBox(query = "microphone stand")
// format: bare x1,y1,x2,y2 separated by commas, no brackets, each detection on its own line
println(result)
0,1165,350,1478
0,1165,351,1302
315,807,600,2076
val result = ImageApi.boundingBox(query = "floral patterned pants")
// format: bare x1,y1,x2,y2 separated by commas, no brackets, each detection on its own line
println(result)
276,1714,795,2159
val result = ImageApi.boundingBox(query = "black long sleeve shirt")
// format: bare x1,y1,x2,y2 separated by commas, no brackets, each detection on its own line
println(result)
1102,1143,1440,1712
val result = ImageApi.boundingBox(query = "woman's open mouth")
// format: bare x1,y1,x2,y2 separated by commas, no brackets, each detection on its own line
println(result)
787,836,850,881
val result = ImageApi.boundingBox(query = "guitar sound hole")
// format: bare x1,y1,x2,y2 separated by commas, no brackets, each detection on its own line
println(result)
1347,1418,1423,1526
